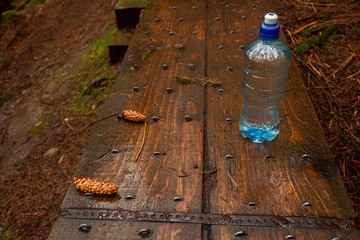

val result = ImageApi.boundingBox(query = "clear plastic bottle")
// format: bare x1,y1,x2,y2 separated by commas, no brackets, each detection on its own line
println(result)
239,13,291,143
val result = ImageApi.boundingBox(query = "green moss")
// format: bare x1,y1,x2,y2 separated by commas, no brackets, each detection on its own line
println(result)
66,25,118,115
296,24,338,54
27,0,46,7
0,229,13,240
1,9,18,17
0,82,32,106
0,197,10,207
331,34,339,40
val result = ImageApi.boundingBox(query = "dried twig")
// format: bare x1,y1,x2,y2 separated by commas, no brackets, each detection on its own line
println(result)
112,93,131,97
293,21,318,34
348,69,360,79
295,0,335,6
176,169,189,178
58,155,65,165
134,122,147,162
64,118,77,131
199,168,218,174
175,76,222,87
329,53,356,78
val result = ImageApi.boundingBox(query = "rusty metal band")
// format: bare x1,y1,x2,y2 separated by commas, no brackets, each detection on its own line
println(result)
60,208,360,230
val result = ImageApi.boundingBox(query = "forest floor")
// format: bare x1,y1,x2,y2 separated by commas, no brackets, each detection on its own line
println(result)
0,0,359,239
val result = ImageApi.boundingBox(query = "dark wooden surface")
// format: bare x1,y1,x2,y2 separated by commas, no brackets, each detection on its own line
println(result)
49,219,201,240
49,0,357,239
211,225,360,240
205,0,355,218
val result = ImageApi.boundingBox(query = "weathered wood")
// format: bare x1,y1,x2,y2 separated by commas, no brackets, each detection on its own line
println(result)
212,225,360,240
115,0,148,29
49,218,201,240
205,0,355,223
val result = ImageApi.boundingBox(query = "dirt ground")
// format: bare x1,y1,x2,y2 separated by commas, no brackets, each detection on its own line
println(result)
0,0,359,239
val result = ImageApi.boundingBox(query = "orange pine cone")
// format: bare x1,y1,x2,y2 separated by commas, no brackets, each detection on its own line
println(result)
122,110,146,122
74,177,118,195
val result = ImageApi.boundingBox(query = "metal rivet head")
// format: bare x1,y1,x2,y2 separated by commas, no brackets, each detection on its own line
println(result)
229,30,235,34
185,115,192,121
173,56,180,60
174,197,184,202
138,229,153,238
133,86,140,92
218,45,224,49
149,45,156,52
239,45,244,50
84,193,93,197
235,231,247,237
247,202,259,207
112,149,120,154
225,155,233,159
153,151,162,156
226,66,233,72
125,194,135,200
264,155,272,160
192,31,197,35
152,7,157,11
162,64,168,70
79,224,91,232
285,235,296,239
251,4,256,8
241,16,246,19
226,118,233,123
152,116,160,121
225,4,230,8
131,64,140,70
144,31,149,35
215,17,220,21
331,238,341,240
169,31,174,35
193,164,198,169
172,6,177,10
178,46,185,52
192,6,197,9
188,64,196,70
302,202,312,208
155,18,160,22
178,18,183,22
301,154,311,162
166,87,173,93
218,88,224,93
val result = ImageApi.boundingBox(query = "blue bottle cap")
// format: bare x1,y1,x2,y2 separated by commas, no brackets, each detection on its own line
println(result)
259,13,280,40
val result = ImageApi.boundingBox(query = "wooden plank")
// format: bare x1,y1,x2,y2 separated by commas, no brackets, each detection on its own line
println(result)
49,218,201,240
108,29,134,64
62,0,206,214
211,225,360,240
205,0,355,220
115,0,148,29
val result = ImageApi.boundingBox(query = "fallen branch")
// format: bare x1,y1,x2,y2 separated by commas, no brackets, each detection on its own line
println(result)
134,122,147,162
175,76,221,87
293,21,318,34
295,0,335,6
329,53,356,78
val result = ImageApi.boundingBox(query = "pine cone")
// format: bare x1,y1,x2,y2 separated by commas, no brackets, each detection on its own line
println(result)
122,110,146,122
74,177,118,195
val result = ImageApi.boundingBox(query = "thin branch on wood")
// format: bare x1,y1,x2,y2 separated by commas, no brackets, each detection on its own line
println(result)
175,76,222,87
199,168,218,174
80,112,119,127
134,122,147,162
112,93,131,97
347,69,360,79
64,118,77,131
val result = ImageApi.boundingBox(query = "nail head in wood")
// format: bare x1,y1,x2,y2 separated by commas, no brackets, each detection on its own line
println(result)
225,4,230,8
301,202,312,208
192,31,198,35
226,66,233,72
125,194,135,200
162,64,168,70
229,30,235,34
234,231,247,237
112,149,120,154
166,88,173,93
264,155,272,160
84,193,93,197
241,16,246,19
226,118,233,123
285,235,296,240
79,224,91,232
174,197,184,202
218,88,224,93
215,17,220,21
152,116,160,122
225,154,233,159
133,86,140,92
185,115,192,122
178,18,183,22
138,229,153,238
188,64,196,70
301,154,311,162
178,46,185,52
155,18,160,22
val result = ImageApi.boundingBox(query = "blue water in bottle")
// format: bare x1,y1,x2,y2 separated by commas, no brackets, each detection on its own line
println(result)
239,13,291,143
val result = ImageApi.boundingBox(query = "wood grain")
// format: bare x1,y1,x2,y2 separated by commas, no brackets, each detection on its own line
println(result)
212,225,360,240
49,218,201,240
205,0,355,219
51,0,206,238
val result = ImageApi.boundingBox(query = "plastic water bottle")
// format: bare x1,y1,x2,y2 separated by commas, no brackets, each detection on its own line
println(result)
239,13,291,143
